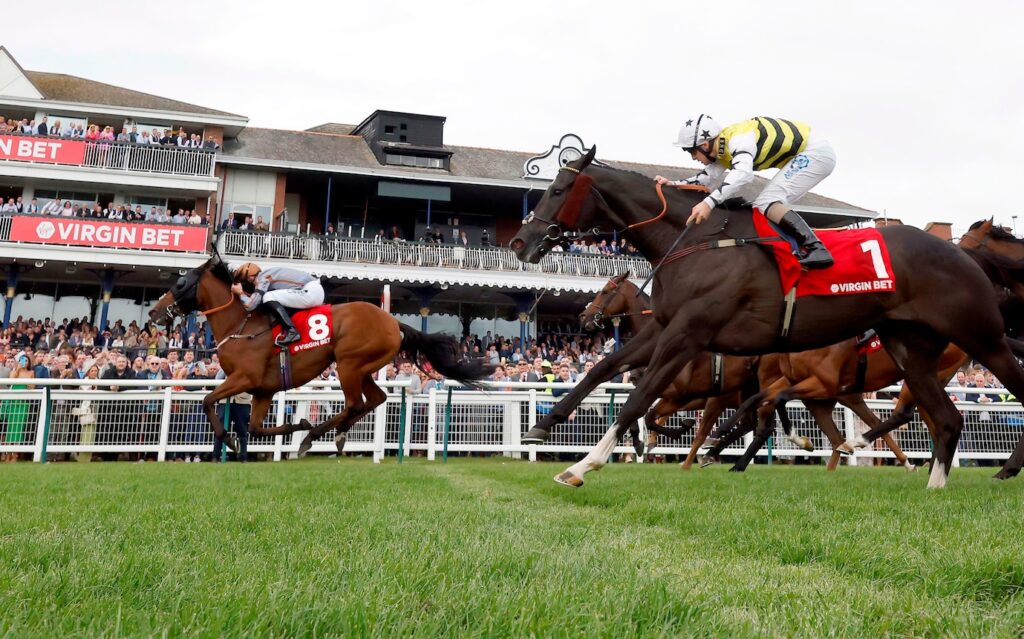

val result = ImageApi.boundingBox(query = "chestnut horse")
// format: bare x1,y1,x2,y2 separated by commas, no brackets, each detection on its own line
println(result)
150,255,487,455
705,336,967,470
510,147,1024,488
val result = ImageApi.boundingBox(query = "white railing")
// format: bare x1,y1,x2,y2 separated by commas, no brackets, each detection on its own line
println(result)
0,378,1018,465
80,141,215,177
219,232,654,280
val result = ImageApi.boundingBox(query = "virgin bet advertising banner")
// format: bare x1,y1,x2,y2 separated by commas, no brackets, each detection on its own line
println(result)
10,217,208,252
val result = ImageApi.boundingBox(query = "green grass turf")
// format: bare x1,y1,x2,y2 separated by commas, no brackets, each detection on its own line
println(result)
1,458,1023,638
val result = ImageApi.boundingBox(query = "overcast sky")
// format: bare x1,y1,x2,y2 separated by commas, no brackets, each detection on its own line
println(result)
6,0,1023,232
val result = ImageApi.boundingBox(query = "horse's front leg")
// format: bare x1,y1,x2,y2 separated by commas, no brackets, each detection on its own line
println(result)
202,374,258,453
524,320,661,442
555,313,712,487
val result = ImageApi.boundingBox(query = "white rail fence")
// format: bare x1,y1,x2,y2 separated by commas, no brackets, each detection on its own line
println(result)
218,232,654,280
0,379,1018,465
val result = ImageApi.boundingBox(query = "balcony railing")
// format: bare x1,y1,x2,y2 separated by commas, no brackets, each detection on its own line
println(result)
218,231,653,279
79,141,216,177
0,133,216,177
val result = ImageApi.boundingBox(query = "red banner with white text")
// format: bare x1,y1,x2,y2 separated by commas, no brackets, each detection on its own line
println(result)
0,135,87,165
10,217,209,252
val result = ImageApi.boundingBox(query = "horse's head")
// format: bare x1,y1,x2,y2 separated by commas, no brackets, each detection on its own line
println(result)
960,219,996,250
510,146,605,263
579,271,634,332
961,219,1024,260
149,255,233,325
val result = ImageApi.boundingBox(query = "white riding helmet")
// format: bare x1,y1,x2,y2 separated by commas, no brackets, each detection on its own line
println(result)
674,114,722,150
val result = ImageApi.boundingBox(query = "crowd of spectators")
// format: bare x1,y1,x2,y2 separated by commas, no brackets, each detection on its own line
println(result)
0,194,207,225
0,115,219,150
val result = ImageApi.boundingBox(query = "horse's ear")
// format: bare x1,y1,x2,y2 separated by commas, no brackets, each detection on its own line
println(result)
577,146,596,170
615,270,631,282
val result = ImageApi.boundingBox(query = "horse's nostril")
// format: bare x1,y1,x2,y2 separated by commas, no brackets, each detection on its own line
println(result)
510,238,524,252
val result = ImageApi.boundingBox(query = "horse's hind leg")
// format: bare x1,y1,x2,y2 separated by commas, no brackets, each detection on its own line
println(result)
877,324,959,488
836,395,914,471
803,399,844,470
682,396,727,469
299,373,386,457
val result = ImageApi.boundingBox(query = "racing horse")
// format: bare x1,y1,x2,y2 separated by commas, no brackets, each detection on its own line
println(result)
510,147,1024,488
580,273,801,468
582,274,915,471
150,255,488,455
704,334,968,471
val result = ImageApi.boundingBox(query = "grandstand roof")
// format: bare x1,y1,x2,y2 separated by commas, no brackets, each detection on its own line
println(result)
23,70,243,118
221,127,869,212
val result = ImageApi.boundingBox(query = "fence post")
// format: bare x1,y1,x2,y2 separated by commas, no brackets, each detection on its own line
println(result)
33,387,51,463
273,394,285,462
766,436,773,465
397,387,407,464
527,389,537,462
372,393,387,464
158,388,173,462
221,397,232,463
507,395,522,460
842,405,858,467
427,387,437,461
443,386,453,463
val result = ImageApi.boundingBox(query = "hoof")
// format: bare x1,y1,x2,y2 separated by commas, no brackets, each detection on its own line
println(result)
224,432,239,454
699,455,720,468
554,471,584,488
993,466,1020,481
728,465,746,473
706,437,721,448
795,436,814,452
298,434,313,458
335,433,347,455
904,461,918,473
522,427,551,444
632,436,644,458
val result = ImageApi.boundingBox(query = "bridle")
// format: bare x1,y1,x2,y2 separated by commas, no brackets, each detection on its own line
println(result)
959,229,989,250
525,165,710,245
160,270,237,324
523,166,611,243
582,277,652,329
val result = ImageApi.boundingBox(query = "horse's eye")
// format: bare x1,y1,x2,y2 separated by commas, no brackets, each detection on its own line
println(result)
552,189,563,196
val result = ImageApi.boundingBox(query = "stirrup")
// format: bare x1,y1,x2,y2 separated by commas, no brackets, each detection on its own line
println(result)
275,329,300,346
797,246,834,270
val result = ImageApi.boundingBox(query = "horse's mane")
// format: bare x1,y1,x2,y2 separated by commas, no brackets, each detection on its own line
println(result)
969,220,1022,243
208,260,234,284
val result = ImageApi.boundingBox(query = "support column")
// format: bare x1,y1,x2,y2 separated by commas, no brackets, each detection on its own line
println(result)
509,293,534,348
3,265,19,328
98,269,116,331
412,287,438,333
612,317,621,352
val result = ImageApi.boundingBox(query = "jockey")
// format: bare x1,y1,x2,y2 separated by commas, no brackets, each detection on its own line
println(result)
656,114,835,269
230,263,325,345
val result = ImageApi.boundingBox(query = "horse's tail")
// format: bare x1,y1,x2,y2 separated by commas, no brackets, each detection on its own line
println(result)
398,324,489,389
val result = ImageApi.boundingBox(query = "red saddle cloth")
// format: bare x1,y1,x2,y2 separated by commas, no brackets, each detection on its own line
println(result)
752,212,896,297
272,304,334,354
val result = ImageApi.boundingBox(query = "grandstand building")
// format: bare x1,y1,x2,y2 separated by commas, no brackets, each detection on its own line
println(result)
0,46,875,341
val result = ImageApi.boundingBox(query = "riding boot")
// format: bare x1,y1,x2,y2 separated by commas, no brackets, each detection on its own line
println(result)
263,301,300,345
775,210,834,270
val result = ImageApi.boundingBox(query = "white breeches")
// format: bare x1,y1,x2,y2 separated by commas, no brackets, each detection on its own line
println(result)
753,137,837,211
263,280,325,308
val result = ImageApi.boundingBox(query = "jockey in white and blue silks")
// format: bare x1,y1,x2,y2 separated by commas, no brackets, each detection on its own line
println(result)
231,262,325,345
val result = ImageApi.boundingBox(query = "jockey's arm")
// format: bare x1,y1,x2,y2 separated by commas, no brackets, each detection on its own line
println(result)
676,164,721,187
703,133,756,210
239,273,272,312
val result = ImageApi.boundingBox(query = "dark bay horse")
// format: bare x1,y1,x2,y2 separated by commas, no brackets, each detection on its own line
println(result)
150,255,488,455
584,275,916,471
580,273,799,469
510,147,1024,488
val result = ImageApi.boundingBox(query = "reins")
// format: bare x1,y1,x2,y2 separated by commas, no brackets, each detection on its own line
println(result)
624,182,711,232
200,291,237,316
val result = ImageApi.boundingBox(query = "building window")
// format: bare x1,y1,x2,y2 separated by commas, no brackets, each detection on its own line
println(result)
384,125,395,134
384,153,444,169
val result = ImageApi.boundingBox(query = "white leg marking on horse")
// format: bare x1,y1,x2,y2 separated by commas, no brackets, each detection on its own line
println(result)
561,426,619,482
927,460,947,489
